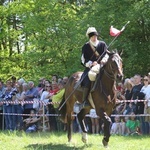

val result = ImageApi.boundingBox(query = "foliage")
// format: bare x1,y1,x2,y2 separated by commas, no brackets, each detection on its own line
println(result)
0,0,149,82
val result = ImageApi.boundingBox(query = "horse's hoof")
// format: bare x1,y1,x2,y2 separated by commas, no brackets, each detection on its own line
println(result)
82,137,87,143
102,139,108,148
81,132,88,144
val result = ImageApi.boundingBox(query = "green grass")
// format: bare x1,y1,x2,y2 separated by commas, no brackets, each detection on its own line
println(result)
0,131,149,150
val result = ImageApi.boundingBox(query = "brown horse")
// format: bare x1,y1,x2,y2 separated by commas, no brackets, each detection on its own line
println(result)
58,51,123,147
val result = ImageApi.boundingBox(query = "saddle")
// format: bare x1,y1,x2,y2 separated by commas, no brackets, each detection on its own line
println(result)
73,73,97,92
73,72,83,91
72,73,95,108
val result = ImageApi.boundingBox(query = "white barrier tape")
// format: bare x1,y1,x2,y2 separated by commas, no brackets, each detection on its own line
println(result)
0,113,61,117
1,112,150,117
0,100,60,105
0,99,149,105
116,99,149,103
86,114,150,118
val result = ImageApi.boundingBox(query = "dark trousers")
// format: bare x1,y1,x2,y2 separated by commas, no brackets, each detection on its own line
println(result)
0,109,3,130
48,105,58,131
81,68,91,88
23,108,35,119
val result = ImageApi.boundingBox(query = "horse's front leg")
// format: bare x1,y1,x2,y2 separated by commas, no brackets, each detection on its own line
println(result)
77,107,90,143
100,108,112,148
67,113,73,142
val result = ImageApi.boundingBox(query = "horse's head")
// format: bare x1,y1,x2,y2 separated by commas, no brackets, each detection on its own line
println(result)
106,51,123,80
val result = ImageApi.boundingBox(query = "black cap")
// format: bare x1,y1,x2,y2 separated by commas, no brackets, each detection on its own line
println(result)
88,32,98,38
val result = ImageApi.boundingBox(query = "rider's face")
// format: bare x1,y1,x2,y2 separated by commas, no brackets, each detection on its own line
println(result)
90,35,98,42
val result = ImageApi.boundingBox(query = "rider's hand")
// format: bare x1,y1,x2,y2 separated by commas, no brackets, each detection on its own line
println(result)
92,61,98,66
100,60,105,65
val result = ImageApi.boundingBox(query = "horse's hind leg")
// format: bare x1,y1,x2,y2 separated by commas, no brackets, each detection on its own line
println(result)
99,108,112,147
67,113,73,142
77,107,90,143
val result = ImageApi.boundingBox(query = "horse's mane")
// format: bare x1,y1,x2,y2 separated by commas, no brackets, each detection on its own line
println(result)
96,50,122,81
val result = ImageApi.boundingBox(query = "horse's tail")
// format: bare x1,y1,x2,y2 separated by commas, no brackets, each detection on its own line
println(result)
58,93,67,123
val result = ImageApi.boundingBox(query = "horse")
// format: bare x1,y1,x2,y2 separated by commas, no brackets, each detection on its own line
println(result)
58,51,123,147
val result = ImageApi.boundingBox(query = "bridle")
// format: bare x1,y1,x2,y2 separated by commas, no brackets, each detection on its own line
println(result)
98,53,123,103
103,53,123,81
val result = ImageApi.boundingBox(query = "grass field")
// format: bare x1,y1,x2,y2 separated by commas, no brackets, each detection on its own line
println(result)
0,131,149,150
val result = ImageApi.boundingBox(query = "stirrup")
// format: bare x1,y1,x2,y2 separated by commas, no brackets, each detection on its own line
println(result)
91,81,97,92
81,101,90,108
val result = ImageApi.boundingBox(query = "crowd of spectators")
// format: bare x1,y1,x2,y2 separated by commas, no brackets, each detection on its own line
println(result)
0,72,150,136
0,75,68,132
110,73,150,136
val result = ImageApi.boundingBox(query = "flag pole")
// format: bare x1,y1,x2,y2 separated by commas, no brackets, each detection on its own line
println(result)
108,21,130,48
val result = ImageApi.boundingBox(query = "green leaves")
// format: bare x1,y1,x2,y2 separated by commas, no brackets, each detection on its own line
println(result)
0,0,149,82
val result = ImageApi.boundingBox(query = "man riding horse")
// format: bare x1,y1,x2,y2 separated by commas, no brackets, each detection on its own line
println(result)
58,26,124,147
81,27,109,107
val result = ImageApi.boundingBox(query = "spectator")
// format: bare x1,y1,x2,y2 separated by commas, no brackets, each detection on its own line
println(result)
124,103,135,115
51,74,58,83
58,77,63,84
47,81,65,131
141,76,150,114
124,79,133,101
73,102,82,133
22,82,28,105
12,83,24,130
141,76,150,134
122,79,133,113
63,76,69,85
40,83,52,109
116,82,124,95
38,78,46,98
130,77,135,85
44,79,51,85
23,81,39,119
23,109,40,133
111,102,127,134
18,78,25,86
130,74,143,114
126,112,140,135
11,76,17,88
51,81,59,95
0,80,5,130
128,75,144,134
148,72,150,81
120,117,128,135
51,81,65,108
3,81,15,131
110,116,121,135
90,108,100,134
37,78,45,90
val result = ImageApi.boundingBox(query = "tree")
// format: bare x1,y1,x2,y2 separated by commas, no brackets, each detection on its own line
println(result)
0,0,149,82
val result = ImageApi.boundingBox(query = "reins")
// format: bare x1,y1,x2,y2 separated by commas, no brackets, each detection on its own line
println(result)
103,53,122,81
103,63,116,81
97,54,122,103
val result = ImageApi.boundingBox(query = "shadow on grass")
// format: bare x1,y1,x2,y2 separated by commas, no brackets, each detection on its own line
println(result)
25,143,93,150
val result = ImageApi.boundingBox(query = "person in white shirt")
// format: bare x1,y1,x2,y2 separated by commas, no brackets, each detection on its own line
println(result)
140,76,150,122
40,84,52,108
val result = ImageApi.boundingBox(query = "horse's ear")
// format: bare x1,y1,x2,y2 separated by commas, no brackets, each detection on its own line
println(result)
118,49,123,56
106,50,112,56
107,51,114,57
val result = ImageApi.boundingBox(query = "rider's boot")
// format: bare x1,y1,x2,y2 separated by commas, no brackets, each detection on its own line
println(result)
81,87,90,108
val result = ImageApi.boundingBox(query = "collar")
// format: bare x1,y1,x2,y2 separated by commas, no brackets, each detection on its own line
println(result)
89,39,99,47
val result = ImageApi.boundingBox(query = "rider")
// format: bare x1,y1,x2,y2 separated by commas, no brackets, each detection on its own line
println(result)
81,27,109,107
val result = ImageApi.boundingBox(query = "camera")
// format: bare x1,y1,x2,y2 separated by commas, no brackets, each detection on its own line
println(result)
2,88,18,100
